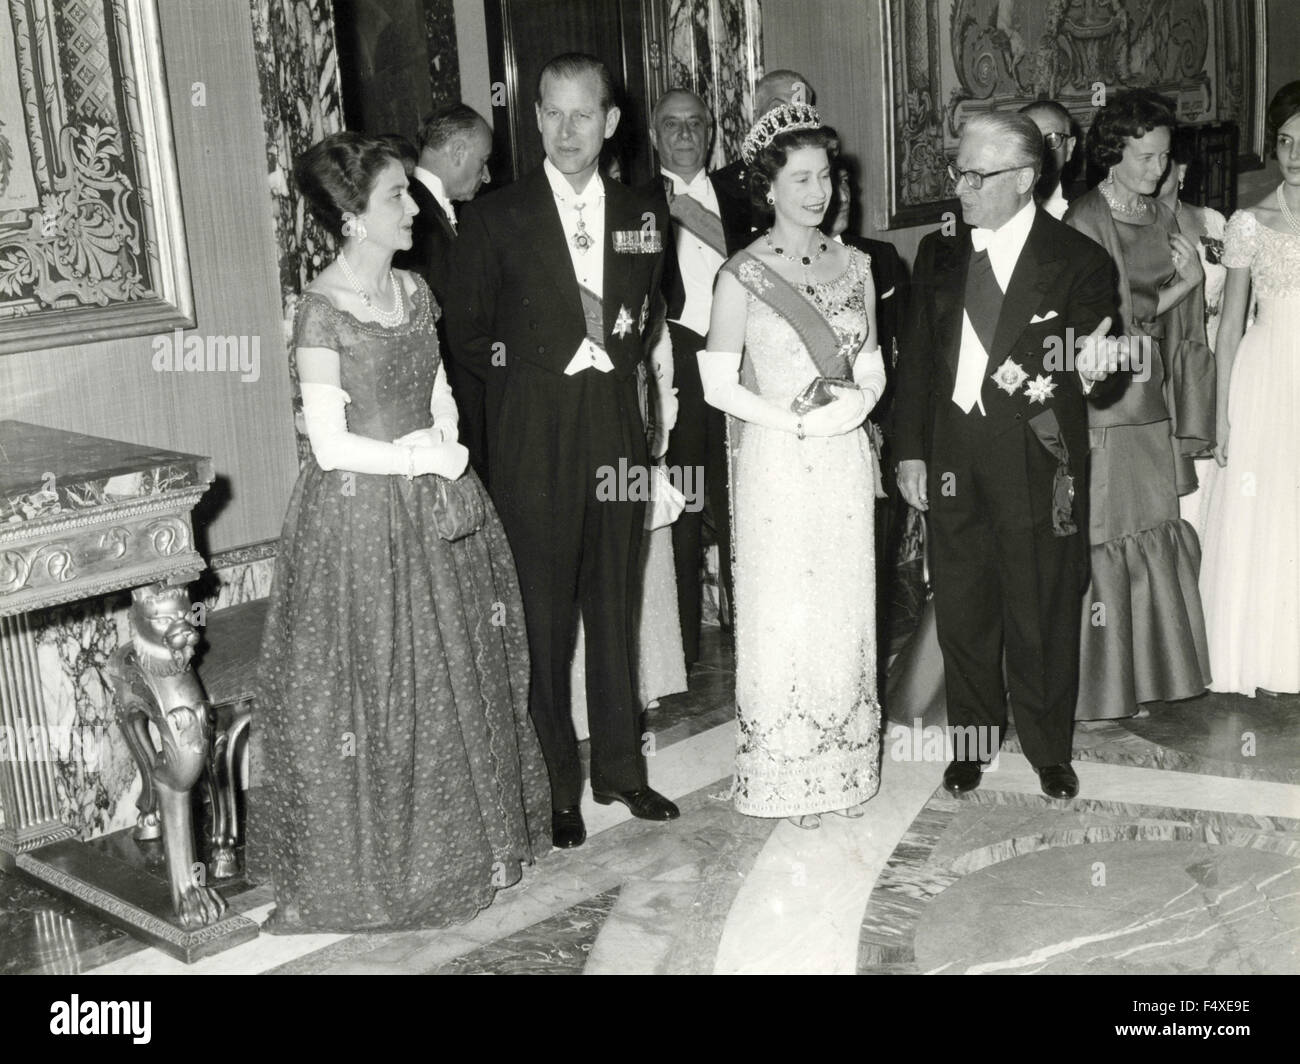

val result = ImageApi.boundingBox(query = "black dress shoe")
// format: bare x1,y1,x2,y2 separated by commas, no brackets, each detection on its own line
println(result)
551,806,586,848
592,787,680,820
1037,762,1079,799
942,760,983,795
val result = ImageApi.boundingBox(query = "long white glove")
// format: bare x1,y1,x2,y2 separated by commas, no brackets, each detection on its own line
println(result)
853,346,886,412
697,350,800,433
698,350,871,438
393,361,460,448
647,321,677,458
300,381,468,478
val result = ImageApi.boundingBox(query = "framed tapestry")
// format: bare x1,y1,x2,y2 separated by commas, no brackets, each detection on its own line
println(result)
0,0,193,355
877,0,1267,229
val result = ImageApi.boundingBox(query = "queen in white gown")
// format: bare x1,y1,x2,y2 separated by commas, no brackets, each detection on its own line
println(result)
699,108,884,824
1199,194,1300,696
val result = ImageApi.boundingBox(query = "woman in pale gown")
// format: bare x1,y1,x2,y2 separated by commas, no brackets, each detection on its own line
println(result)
1156,128,1229,536
700,106,885,827
1199,82,1300,697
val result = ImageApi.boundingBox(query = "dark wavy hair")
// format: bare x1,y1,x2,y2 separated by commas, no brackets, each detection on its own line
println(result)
1088,90,1176,171
294,132,403,238
748,126,840,219
1266,80,1300,158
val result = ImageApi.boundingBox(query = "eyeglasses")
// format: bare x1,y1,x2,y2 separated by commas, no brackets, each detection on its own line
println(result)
946,163,1024,190
1043,131,1070,150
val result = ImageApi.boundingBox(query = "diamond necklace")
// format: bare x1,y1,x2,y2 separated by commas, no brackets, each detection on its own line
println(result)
766,230,829,295
338,251,404,327
1100,175,1149,218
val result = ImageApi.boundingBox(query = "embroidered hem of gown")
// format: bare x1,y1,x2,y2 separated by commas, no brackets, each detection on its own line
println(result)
1075,518,1211,719
731,707,882,819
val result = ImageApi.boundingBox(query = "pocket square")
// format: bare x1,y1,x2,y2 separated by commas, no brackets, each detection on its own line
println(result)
1030,310,1059,323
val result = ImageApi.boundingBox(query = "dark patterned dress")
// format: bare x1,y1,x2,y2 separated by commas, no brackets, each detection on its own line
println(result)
258,278,551,933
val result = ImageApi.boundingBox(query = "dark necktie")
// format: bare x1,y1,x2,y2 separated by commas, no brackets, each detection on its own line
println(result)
964,248,1004,358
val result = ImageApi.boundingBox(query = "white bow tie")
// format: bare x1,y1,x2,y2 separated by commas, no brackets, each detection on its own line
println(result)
670,173,709,199
970,227,994,253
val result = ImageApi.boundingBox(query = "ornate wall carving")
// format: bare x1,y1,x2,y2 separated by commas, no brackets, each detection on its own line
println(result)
880,0,1253,228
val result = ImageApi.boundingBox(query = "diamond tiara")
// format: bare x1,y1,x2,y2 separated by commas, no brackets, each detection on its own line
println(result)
740,103,823,165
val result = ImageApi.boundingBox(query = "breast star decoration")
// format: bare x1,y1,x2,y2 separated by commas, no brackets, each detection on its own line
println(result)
613,305,635,339
991,357,1029,395
1024,374,1057,404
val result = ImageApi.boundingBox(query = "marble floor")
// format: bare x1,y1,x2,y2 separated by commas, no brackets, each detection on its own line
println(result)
2,627,1298,975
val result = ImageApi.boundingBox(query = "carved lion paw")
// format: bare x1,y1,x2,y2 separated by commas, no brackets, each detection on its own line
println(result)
176,882,228,928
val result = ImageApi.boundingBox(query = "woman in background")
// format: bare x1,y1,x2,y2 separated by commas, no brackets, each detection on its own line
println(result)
1199,81,1300,697
1065,90,1213,721
702,105,884,827
259,132,550,932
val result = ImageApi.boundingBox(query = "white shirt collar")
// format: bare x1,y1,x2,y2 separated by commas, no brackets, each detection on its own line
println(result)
971,197,1036,254
665,167,709,195
543,157,604,205
413,166,456,222
1043,182,1068,220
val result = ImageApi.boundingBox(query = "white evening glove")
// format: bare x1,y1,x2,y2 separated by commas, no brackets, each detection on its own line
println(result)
697,349,799,434
300,381,468,477
853,346,886,412
392,362,461,448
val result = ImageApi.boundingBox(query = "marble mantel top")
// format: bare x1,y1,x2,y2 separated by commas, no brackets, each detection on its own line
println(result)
0,421,214,527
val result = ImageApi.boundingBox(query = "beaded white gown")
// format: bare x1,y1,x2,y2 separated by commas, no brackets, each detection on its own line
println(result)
1199,210,1300,695
726,250,881,818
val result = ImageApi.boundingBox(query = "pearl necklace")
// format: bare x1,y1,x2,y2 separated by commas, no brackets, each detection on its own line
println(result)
1277,182,1300,235
765,230,829,295
338,252,404,327
1100,177,1149,218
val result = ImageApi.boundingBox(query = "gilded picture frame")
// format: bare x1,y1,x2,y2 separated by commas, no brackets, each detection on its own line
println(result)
0,0,193,355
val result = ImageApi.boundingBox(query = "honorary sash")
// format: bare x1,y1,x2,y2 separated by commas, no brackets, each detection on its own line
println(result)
722,251,850,380
667,186,729,259
578,284,605,349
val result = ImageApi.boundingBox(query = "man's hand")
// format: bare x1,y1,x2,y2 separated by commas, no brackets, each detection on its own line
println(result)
897,458,928,511
1076,315,1117,383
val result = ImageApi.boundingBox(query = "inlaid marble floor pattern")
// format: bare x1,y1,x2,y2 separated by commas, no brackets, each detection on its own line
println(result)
3,629,1298,975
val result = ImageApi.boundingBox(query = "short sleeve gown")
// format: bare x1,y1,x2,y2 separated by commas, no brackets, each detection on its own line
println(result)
257,277,551,933
1199,211,1300,695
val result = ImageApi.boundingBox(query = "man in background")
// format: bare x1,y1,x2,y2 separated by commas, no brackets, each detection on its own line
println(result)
395,103,494,481
1019,100,1078,220
642,88,750,666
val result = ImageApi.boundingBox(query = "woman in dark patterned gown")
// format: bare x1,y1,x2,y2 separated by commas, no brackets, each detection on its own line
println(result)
258,133,550,932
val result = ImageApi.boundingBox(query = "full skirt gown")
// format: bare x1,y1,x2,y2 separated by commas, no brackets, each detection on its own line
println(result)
258,281,551,933
1200,210,1300,695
